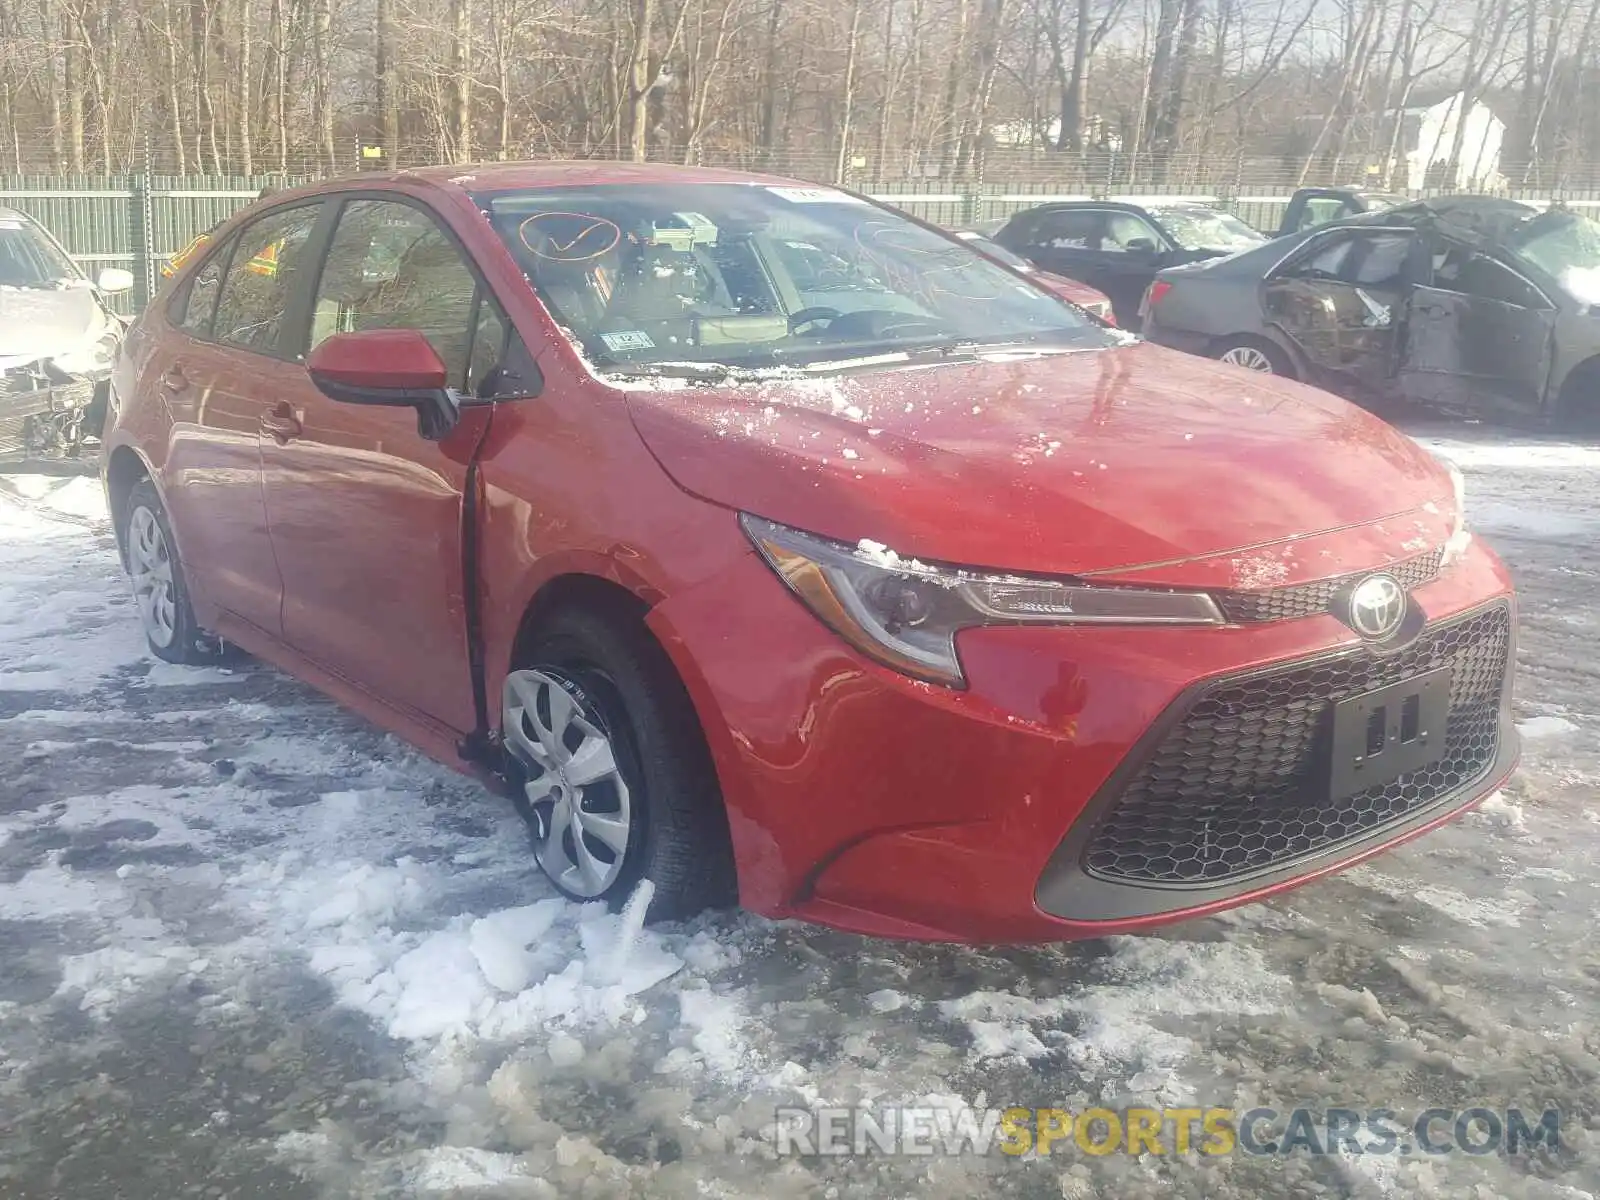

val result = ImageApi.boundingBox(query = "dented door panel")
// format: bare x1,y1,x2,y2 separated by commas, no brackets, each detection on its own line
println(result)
1264,279,1403,393
1398,286,1555,416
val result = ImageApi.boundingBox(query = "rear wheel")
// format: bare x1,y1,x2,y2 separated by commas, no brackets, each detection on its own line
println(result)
122,479,228,664
502,608,735,920
1214,336,1295,378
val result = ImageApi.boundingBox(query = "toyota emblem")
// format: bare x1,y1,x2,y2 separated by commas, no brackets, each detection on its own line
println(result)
1347,574,1407,639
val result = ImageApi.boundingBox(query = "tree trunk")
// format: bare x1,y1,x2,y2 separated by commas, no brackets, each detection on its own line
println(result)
757,0,783,154
629,0,655,160
450,0,471,161
834,0,865,182
238,0,254,174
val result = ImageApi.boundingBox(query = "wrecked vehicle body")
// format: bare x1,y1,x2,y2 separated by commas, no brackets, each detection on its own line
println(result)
1141,197,1600,425
0,207,132,460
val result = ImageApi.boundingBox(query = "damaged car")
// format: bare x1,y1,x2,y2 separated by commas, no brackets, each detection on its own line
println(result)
1,207,133,460
1141,197,1600,425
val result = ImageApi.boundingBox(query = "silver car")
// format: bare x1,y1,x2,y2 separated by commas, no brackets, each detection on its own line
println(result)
1141,197,1600,427
0,207,133,460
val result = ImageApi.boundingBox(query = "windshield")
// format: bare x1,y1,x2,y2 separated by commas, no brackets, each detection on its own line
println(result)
954,230,1036,274
1507,212,1600,304
479,183,1108,375
1150,207,1266,253
0,216,81,288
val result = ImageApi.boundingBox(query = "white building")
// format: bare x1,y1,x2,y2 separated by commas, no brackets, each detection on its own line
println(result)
1398,94,1505,190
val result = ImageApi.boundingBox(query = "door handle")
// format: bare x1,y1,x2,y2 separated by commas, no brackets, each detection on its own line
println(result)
161,365,189,393
259,406,302,443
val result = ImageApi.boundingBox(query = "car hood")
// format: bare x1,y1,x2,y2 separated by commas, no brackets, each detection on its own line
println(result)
621,342,1454,580
1034,271,1110,307
0,286,107,368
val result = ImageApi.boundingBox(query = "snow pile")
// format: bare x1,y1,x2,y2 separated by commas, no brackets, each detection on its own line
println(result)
939,938,1293,1101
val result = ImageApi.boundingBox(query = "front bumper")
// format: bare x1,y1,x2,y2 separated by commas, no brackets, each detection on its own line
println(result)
648,536,1517,943
0,361,102,460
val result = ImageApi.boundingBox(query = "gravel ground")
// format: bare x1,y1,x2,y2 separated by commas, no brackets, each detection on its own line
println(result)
0,421,1596,1200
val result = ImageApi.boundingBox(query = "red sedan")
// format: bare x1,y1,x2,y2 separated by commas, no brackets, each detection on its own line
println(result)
102,163,1517,943
952,229,1117,323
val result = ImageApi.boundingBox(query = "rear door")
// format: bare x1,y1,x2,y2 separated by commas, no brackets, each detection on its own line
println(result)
260,194,519,734
1396,247,1556,416
1001,208,1107,285
1262,227,1422,396
151,201,326,636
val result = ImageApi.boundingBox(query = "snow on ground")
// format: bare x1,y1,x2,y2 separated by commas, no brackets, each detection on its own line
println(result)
1,427,1598,1199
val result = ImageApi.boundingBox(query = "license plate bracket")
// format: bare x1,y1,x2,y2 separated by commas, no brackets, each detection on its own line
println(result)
1329,667,1452,801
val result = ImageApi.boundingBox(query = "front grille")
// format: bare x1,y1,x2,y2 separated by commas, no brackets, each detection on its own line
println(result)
1,364,93,459
1082,603,1510,885
1214,549,1444,624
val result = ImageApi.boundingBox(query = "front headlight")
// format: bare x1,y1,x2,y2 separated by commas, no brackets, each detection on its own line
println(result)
742,515,1224,687
51,329,120,376
1442,462,1472,566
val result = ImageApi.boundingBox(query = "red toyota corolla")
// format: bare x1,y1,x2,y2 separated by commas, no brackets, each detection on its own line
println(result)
101,163,1517,943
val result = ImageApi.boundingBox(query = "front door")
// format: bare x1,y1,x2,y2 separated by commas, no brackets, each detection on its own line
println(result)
152,201,325,636
260,195,514,734
1396,249,1556,416
1263,227,1421,397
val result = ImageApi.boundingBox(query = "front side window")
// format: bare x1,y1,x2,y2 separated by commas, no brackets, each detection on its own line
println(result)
1150,207,1265,253
1433,249,1549,309
212,204,323,354
0,215,81,287
478,183,1108,376
1297,198,1347,232
1103,212,1163,252
310,200,484,387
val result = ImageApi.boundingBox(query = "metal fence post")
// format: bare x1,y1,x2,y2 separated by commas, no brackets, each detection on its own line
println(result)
130,171,154,310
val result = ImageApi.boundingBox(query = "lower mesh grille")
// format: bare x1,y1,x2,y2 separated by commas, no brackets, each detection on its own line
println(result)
1082,603,1511,886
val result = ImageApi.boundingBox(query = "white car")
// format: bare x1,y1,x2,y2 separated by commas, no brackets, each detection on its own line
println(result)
0,207,134,460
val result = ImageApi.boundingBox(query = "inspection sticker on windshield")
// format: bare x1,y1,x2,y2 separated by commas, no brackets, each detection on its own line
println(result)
766,186,866,205
601,330,655,352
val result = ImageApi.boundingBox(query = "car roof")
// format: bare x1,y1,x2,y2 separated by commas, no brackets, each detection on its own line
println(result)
297,160,819,197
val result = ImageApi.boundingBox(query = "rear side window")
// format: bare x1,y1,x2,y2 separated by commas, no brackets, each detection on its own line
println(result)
1287,231,1412,287
177,239,232,336
212,204,323,354
1032,210,1103,251
310,200,482,388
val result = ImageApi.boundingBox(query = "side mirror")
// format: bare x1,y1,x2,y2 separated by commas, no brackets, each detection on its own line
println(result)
96,267,135,293
307,329,460,441
1125,237,1158,255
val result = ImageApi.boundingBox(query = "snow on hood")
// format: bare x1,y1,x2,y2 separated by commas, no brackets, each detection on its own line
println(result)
622,342,1456,580
0,285,108,368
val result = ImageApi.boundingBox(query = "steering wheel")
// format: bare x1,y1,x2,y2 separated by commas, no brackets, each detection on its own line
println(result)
788,306,842,335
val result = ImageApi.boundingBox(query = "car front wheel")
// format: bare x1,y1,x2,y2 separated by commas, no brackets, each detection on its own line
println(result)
502,608,735,921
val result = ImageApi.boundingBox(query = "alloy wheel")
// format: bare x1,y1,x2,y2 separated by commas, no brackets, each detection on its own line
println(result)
502,667,633,898
128,505,178,649
1219,344,1275,372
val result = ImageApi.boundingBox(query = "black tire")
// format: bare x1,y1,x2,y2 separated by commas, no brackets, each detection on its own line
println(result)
1555,361,1600,435
1212,335,1296,379
122,479,228,665
507,608,736,921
